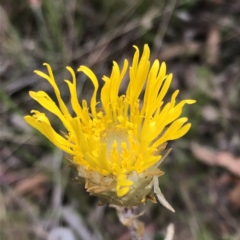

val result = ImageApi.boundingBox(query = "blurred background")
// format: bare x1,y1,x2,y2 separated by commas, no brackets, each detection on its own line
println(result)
1,0,240,239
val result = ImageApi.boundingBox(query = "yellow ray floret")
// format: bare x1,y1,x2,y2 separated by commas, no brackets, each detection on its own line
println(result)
24,44,195,199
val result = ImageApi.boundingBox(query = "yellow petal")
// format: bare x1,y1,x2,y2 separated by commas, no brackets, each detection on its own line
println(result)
29,91,72,131
152,118,190,148
24,115,74,154
117,186,130,197
65,67,84,118
127,44,150,108
34,63,70,118
77,66,99,118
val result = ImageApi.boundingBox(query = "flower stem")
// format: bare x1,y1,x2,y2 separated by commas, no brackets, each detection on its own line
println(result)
113,206,145,240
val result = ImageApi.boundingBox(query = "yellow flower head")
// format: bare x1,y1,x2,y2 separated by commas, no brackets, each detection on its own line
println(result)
24,44,195,211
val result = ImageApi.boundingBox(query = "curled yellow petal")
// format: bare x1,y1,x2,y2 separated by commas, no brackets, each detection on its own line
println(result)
77,66,99,118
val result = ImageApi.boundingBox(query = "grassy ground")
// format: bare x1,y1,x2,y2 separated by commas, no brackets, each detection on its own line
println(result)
1,0,240,239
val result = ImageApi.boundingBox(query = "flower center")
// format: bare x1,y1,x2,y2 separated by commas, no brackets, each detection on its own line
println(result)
104,129,129,156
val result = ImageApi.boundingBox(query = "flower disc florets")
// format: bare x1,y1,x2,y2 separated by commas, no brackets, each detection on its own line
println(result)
24,44,195,211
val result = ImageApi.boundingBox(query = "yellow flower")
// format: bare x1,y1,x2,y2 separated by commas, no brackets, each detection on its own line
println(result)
24,44,195,211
